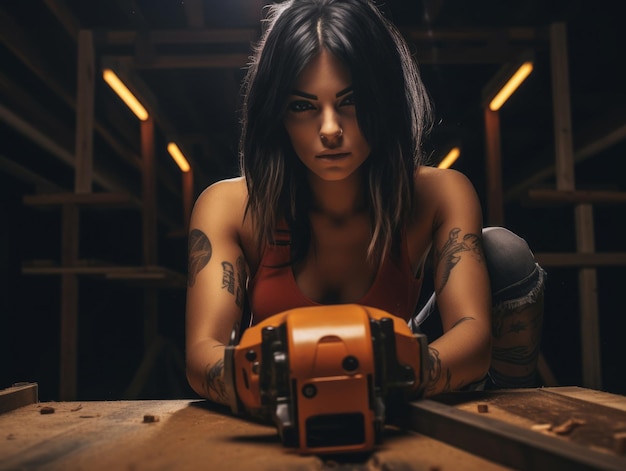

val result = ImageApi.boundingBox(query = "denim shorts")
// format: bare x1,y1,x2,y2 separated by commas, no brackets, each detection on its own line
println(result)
409,226,547,330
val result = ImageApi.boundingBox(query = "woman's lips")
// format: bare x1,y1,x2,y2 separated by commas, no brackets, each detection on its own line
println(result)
316,152,350,160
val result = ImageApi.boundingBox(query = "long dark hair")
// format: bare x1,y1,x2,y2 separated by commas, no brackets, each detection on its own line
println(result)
240,0,432,263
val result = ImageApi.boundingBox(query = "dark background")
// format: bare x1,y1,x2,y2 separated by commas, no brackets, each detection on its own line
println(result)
1,0,625,401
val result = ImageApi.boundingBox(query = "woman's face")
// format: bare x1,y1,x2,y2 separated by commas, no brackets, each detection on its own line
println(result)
283,50,371,182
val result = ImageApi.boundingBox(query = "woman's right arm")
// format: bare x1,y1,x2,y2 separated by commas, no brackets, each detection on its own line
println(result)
185,179,249,405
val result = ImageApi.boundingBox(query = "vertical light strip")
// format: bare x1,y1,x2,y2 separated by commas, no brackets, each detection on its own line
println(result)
438,147,460,169
167,142,191,172
489,62,534,111
102,69,149,121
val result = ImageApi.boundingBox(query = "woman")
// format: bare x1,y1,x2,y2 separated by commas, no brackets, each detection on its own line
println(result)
186,0,546,405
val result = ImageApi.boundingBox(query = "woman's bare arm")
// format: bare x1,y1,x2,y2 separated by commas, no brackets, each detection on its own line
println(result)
185,178,249,405
417,168,492,396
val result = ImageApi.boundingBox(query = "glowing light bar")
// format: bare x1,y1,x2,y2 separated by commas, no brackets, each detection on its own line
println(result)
167,142,191,172
489,62,534,111
438,147,460,169
102,69,149,121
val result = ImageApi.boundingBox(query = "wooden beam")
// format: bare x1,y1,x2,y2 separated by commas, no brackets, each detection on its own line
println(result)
0,105,124,192
183,169,194,233
75,30,95,193
505,119,626,201
0,8,144,190
141,118,157,266
60,204,79,401
100,26,544,47
534,252,626,268
104,53,250,69
484,108,503,226
0,155,63,193
550,22,601,391
43,0,80,40
23,191,141,208
551,23,575,192
575,204,602,389
101,28,259,46
525,189,626,205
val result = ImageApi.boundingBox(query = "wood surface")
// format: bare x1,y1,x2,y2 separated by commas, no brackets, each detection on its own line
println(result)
1,388,625,470
0,399,508,471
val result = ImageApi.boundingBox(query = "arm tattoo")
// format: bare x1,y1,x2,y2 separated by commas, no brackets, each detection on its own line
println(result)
235,256,247,308
188,229,212,287
435,228,483,294
205,358,229,403
221,261,235,294
425,346,452,395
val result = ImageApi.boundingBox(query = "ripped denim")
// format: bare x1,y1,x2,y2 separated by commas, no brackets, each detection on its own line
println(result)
408,226,547,332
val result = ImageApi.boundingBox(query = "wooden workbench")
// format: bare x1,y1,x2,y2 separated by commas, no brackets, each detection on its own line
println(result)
1,385,626,470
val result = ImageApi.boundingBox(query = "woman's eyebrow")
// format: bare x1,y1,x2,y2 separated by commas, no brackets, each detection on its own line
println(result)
336,85,353,97
290,85,354,100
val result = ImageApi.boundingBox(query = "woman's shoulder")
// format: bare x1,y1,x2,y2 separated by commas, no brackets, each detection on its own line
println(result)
414,166,477,202
192,176,249,227
195,176,247,209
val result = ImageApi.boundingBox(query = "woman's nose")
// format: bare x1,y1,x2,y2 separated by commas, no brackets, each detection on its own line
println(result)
319,110,343,148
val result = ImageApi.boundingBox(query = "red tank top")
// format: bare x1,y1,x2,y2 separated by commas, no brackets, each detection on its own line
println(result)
248,226,422,324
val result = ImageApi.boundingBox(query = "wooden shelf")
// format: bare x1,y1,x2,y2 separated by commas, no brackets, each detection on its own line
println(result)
23,191,142,209
22,260,186,288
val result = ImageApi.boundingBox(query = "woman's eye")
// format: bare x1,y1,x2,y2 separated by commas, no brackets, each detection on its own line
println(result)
340,94,355,106
288,100,314,112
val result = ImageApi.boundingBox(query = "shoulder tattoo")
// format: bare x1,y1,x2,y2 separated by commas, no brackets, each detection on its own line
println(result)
435,227,483,294
188,229,212,287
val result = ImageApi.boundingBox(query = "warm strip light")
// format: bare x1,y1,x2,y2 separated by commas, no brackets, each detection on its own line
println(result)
167,142,191,172
438,147,460,169
102,69,149,121
489,62,534,111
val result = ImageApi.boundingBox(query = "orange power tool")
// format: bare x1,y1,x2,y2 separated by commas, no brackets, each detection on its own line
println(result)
224,304,428,454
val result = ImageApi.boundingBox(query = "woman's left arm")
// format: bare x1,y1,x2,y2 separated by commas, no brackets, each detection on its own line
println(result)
420,168,492,396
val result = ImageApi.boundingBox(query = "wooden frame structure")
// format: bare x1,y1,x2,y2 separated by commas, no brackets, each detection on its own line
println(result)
483,23,626,390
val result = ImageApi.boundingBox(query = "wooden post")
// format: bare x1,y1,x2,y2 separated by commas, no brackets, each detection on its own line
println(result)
141,117,158,349
58,29,95,400
60,204,79,400
75,30,95,194
183,168,194,233
484,108,504,226
550,22,602,389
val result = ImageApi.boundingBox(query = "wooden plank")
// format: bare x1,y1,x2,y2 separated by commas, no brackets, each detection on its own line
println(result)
533,252,626,267
484,108,504,226
525,189,626,205
0,383,38,415
23,191,141,208
404,392,626,471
